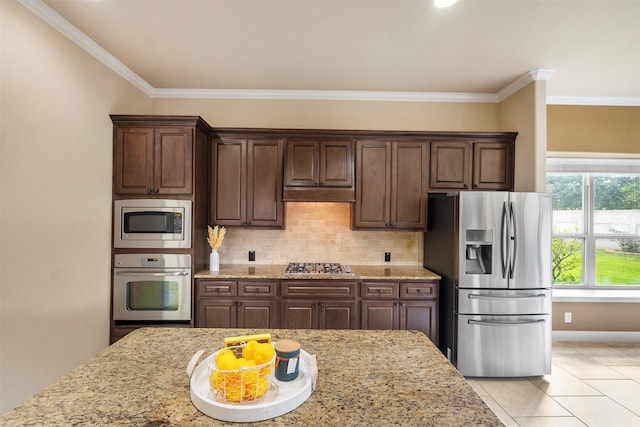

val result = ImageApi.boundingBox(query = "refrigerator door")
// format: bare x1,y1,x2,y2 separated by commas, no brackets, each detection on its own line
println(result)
458,192,509,289
458,289,552,315
457,314,552,377
508,193,552,289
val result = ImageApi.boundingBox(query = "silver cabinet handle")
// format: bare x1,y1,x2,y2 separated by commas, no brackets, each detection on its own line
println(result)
115,271,189,276
468,293,546,300
469,319,546,326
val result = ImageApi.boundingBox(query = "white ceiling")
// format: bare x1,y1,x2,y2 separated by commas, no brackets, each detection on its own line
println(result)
22,0,640,105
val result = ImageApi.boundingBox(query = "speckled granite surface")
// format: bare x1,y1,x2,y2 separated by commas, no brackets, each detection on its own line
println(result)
194,264,441,281
0,328,502,426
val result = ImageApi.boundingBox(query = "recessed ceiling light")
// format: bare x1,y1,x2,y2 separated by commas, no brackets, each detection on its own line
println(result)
434,0,459,8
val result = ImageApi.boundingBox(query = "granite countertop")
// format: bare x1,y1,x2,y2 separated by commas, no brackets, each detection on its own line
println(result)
195,264,441,281
0,328,502,426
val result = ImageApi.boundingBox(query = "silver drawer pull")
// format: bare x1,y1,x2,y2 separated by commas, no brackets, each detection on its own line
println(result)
468,293,546,300
469,319,546,326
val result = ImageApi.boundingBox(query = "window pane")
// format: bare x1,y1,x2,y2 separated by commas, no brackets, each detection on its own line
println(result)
547,174,584,233
595,238,640,286
593,174,639,235
552,237,583,285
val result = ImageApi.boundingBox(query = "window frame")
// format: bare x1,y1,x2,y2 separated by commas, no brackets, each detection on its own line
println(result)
547,156,640,289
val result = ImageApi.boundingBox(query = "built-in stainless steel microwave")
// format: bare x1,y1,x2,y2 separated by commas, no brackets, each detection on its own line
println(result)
114,199,192,249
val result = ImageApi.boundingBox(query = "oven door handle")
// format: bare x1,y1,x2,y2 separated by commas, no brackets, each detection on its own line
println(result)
115,271,190,276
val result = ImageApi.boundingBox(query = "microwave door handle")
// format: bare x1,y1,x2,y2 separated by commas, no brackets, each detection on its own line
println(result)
115,271,190,276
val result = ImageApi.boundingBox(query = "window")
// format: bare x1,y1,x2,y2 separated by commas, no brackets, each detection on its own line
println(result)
547,158,640,288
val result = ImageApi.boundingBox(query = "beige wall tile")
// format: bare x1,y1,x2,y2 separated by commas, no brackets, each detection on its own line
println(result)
214,202,422,265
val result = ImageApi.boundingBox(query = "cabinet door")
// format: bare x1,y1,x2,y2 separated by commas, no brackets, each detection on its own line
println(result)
472,141,514,190
280,300,317,329
247,139,284,227
392,142,428,229
211,139,246,225
284,140,319,187
429,141,472,190
354,140,391,228
319,140,353,187
197,299,237,328
237,300,277,328
318,300,358,329
114,127,154,195
399,300,438,343
153,127,193,194
361,300,398,330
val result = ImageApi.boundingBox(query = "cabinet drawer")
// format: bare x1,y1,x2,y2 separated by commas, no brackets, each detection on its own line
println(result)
400,282,438,299
198,280,237,297
281,281,357,298
238,281,277,297
361,282,399,298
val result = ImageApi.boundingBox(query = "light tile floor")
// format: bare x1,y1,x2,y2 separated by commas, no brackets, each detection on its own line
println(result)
466,342,640,427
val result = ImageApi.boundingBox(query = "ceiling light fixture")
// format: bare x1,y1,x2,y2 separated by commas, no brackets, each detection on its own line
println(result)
434,0,458,8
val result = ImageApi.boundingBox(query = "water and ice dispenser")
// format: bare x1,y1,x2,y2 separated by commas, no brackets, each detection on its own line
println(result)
465,229,492,274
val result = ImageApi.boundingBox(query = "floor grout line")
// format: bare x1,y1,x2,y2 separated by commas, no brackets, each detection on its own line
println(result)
470,341,640,427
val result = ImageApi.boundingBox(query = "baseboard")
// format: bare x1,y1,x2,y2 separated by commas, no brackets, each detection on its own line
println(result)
553,330,640,342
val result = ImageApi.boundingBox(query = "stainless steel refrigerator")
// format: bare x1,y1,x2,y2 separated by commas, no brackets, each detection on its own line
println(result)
424,191,552,377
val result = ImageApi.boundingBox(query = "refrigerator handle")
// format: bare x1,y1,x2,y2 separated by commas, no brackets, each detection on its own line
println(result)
509,201,517,279
468,319,546,326
501,201,508,278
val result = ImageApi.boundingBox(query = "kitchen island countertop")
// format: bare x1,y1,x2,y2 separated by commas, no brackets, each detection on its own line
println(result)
0,328,502,426
195,264,441,280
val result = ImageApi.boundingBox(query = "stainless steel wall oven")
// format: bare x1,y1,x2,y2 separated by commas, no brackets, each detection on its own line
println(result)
113,254,191,322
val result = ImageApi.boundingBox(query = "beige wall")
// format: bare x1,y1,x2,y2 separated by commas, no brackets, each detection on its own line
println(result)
553,302,640,332
547,104,640,335
150,98,502,131
0,1,150,413
498,81,548,192
548,105,640,154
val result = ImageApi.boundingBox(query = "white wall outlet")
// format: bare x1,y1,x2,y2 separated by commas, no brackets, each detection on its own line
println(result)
564,312,573,323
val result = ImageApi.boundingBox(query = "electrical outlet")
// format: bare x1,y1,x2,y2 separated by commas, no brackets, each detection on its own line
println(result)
249,251,256,262
384,252,391,262
564,312,572,323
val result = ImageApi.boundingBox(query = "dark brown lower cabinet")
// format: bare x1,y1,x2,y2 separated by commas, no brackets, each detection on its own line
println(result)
280,299,358,329
280,280,359,329
195,280,277,328
360,281,438,344
194,278,438,343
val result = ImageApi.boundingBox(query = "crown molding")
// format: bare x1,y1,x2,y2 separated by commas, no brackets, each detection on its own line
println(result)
547,96,640,106
151,88,498,103
496,69,555,101
18,0,154,96
18,0,640,107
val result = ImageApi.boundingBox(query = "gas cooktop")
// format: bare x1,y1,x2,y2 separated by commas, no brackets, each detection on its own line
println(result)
284,262,353,275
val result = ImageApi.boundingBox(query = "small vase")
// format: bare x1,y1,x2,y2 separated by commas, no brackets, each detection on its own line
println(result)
209,248,219,272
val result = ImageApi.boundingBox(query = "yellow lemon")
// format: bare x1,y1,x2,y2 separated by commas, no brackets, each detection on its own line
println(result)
217,353,240,371
215,349,234,365
242,340,259,360
236,357,256,368
253,343,275,365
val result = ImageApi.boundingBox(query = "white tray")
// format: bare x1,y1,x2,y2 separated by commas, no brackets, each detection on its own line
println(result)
190,349,316,423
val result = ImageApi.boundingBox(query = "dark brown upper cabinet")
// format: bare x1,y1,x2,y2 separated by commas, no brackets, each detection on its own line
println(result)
210,137,285,228
354,140,428,230
114,126,193,195
429,139,514,192
283,139,355,202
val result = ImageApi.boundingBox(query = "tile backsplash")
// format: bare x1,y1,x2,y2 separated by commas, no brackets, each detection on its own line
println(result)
214,202,423,265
